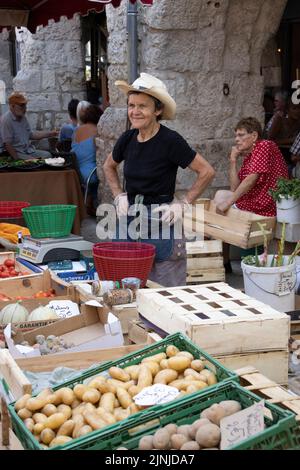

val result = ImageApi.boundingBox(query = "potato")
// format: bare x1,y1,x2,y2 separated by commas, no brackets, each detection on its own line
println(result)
114,398,120,408
160,359,169,369
14,394,32,412
33,422,45,435
152,429,170,450
166,345,179,357
26,396,48,412
142,352,166,364
164,423,178,436
72,415,85,438
41,404,57,417
168,356,191,371
219,400,242,416
73,384,89,400
37,388,53,399
176,351,194,361
84,402,97,414
45,392,62,406
32,412,48,424
108,366,131,383
58,387,75,406
107,379,134,391
186,385,201,394
40,428,56,445
56,404,72,420
204,404,227,426
76,425,93,437
177,425,192,439
124,365,140,381
183,369,205,380
137,364,153,390
44,412,67,430
116,388,133,409
49,436,73,448
87,376,106,389
17,408,32,420
84,411,107,430
185,381,208,392
71,403,87,417
82,389,101,404
181,441,200,450
189,418,211,439
96,407,116,425
128,385,140,398
195,423,221,448
170,433,189,450
57,419,75,436
154,369,178,385
127,403,140,415
114,408,130,422
97,381,117,394
138,435,154,450
100,392,115,414
190,360,205,372
24,418,35,432
206,372,217,386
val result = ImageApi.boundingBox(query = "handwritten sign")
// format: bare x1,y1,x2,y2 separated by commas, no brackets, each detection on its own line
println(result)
48,300,80,319
133,384,180,406
220,400,265,450
276,271,295,296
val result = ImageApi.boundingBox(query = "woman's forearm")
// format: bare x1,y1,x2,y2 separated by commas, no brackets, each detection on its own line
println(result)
231,173,259,203
103,153,123,198
229,161,240,191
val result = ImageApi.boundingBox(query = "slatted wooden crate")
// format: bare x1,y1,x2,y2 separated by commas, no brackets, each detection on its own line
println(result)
137,282,290,356
186,239,225,284
237,366,300,421
185,199,276,249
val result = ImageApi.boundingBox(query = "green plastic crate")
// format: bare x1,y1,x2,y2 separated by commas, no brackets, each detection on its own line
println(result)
68,382,300,451
8,332,237,450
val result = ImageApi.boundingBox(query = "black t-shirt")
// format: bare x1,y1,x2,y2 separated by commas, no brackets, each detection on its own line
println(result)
112,124,196,204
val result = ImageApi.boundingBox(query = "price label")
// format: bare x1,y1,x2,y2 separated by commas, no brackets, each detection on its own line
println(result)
220,400,265,450
276,271,295,296
48,300,80,319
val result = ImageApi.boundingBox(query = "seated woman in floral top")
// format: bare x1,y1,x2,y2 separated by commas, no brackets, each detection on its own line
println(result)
216,117,289,217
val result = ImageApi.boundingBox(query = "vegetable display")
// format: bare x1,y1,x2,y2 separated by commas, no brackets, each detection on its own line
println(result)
14,344,218,448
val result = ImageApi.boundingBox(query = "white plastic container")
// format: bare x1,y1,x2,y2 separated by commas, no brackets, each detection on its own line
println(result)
276,196,300,224
241,255,296,312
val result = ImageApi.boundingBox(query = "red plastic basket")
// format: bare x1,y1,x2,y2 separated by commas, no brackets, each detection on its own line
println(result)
0,201,30,218
93,242,155,287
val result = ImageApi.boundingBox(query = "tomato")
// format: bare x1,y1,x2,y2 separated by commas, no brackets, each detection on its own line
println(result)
4,259,15,268
9,270,18,277
0,272,9,278
0,265,5,272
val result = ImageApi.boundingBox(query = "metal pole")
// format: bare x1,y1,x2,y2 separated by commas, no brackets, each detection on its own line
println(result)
127,0,138,83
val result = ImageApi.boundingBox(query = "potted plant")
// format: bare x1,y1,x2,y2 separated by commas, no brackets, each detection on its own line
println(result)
241,223,300,312
270,178,300,224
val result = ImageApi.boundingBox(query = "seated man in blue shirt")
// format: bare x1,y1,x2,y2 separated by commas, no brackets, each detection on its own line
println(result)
0,92,58,160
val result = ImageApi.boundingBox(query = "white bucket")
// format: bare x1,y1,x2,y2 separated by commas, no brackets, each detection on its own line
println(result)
276,196,300,224
241,255,296,312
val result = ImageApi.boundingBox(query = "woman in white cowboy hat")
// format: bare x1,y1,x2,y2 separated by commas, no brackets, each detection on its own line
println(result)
103,72,215,287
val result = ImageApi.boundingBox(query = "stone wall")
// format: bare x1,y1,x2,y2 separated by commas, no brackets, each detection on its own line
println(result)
0,30,13,114
98,0,288,203
13,16,86,135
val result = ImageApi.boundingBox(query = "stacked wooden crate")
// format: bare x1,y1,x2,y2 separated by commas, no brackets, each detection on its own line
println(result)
137,282,290,385
186,239,225,284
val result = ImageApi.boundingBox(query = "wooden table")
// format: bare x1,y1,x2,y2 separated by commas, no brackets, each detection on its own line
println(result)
0,169,86,235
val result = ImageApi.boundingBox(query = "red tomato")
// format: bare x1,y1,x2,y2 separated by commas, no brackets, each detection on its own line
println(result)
9,270,18,277
0,272,9,278
4,259,15,268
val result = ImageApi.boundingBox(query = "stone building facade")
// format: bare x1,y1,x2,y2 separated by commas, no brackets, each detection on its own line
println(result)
0,0,289,201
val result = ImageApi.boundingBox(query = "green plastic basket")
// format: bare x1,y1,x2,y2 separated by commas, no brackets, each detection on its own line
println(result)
68,382,300,451
8,332,237,451
22,204,76,238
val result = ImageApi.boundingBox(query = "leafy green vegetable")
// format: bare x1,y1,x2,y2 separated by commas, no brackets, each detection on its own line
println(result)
270,178,300,202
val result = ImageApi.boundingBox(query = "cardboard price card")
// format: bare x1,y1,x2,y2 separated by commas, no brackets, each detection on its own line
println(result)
276,271,296,296
133,384,180,406
220,400,265,450
48,300,80,319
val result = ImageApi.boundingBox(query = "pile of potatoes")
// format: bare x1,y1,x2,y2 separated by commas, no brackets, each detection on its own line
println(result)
119,400,242,450
14,344,217,449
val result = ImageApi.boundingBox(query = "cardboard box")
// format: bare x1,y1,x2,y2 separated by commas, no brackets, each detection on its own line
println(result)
8,303,123,359
0,269,74,305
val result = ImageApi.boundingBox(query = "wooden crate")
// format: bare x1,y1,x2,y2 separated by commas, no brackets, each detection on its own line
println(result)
186,239,225,284
0,251,43,282
185,199,276,249
137,282,290,355
237,366,300,421
128,319,163,345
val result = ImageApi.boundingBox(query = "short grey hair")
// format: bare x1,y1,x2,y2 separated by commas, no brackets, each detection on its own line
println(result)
77,100,90,124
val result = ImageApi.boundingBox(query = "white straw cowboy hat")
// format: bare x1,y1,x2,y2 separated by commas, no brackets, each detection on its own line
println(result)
115,73,176,120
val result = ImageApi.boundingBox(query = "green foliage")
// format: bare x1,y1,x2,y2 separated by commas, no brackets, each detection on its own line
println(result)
269,178,300,202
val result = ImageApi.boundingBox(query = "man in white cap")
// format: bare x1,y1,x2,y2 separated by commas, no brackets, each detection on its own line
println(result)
0,91,57,160
103,73,215,287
